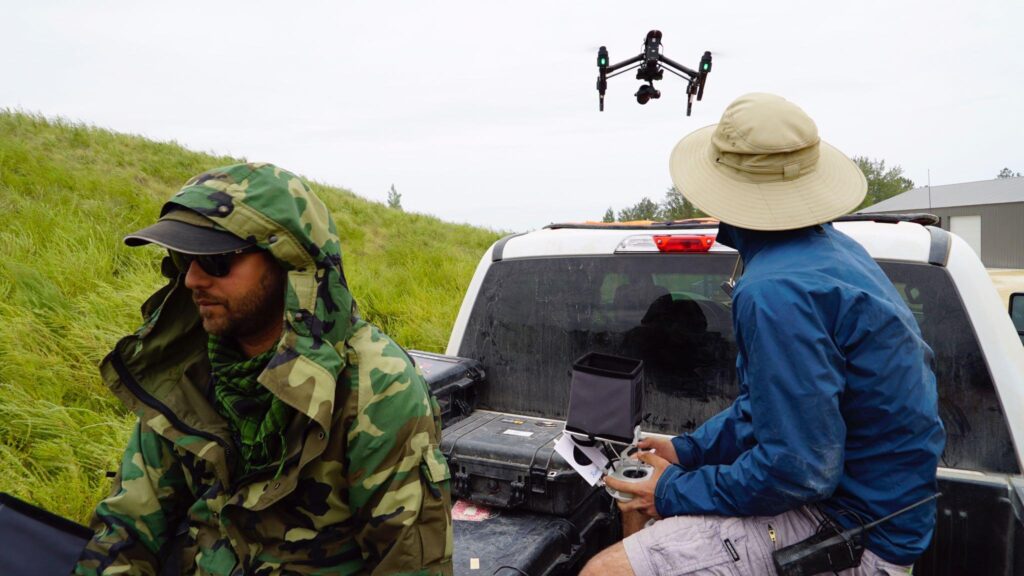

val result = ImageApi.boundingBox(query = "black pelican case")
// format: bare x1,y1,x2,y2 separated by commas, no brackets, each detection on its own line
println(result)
452,488,619,576
408,350,484,428
440,410,599,516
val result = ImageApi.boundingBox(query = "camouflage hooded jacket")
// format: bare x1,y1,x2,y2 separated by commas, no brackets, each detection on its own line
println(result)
75,164,453,576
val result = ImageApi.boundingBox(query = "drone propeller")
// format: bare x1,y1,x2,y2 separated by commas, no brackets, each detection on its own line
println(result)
699,47,734,58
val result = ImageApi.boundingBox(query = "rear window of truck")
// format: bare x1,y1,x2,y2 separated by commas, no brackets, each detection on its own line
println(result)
460,254,1017,474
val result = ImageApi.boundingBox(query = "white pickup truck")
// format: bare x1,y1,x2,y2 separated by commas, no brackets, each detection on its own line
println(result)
444,214,1024,575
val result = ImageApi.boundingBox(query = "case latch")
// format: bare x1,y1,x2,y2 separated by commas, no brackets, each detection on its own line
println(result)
510,479,527,505
453,470,470,496
529,466,548,495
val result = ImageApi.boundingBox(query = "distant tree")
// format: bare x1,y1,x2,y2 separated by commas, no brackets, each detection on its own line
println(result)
997,167,1022,179
617,197,660,221
602,207,615,223
852,156,914,210
386,184,403,210
660,186,706,220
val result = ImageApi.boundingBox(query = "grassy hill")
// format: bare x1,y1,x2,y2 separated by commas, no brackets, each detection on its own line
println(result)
0,111,503,523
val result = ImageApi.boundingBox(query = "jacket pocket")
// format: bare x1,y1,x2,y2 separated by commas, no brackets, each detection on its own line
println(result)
647,517,753,575
421,444,451,484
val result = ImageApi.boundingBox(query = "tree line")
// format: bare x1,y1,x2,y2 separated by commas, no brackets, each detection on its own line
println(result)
602,159,1021,223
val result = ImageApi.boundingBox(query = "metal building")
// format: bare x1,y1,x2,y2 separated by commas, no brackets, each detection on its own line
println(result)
861,178,1024,269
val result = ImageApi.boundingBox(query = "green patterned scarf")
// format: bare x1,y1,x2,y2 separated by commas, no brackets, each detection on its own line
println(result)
208,336,293,477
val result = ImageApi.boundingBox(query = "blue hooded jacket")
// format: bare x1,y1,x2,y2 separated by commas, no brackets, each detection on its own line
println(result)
655,222,946,565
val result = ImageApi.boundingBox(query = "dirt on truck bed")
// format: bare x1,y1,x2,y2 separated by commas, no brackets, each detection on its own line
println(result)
988,269,1024,307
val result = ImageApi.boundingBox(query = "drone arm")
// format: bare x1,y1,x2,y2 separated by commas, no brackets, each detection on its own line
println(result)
658,54,698,79
604,53,643,74
660,65,694,82
606,63,642,80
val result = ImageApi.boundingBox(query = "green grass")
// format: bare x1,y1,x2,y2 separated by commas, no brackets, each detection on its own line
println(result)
0,110,503,523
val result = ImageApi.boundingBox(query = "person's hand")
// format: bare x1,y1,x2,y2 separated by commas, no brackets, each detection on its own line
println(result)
603,450,673,518
636,436,679,465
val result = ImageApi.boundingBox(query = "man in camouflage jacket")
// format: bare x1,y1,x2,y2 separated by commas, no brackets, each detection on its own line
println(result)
75,163,453,575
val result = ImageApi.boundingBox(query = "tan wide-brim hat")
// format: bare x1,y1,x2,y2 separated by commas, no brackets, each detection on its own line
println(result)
669,93,866,231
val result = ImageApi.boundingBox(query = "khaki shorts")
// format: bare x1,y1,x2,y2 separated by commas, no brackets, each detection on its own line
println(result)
622,506,912,576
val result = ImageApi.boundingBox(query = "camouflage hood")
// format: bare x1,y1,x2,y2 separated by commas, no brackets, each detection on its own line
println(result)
165,163,358,423
109,163,361,472
167,161,356,416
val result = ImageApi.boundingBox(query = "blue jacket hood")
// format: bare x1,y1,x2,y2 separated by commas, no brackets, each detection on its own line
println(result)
716,221,823,264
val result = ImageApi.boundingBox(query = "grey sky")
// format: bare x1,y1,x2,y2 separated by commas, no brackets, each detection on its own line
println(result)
3,0,1021,231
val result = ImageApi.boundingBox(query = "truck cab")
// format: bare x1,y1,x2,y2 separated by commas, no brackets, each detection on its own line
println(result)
445,216,1024,575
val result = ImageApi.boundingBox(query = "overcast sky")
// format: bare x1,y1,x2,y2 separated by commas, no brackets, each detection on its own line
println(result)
3,1,1021,232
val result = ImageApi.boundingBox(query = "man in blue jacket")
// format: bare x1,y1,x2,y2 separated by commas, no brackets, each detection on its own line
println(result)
584,93,945,575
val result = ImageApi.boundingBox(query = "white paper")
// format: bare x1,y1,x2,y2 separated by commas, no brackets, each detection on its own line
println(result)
554,433,609,486
502,429,534,437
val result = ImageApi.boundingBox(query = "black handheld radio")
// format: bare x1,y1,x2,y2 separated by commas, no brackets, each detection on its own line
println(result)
773,493,940,576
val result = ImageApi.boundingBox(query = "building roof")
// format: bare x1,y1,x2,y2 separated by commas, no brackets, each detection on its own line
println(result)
861,177,1024,212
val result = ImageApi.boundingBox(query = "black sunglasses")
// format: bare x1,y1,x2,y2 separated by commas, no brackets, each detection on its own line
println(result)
163,247,259,278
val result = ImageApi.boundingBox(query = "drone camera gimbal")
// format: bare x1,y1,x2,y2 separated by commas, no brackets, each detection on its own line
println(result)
597,30,712,116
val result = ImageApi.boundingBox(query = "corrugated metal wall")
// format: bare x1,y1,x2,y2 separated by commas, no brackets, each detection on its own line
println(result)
871,203,1024,269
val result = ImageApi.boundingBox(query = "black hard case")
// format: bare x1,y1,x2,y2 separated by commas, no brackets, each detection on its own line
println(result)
0,492,92,575
441,410,599,516
408,350,483,428
453,487,619,576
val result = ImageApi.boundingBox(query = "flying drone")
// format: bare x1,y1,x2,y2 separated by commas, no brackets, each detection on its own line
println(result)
596,30,712,116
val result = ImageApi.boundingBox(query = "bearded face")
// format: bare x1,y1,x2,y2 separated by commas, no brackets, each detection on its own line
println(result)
185,250,287,354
